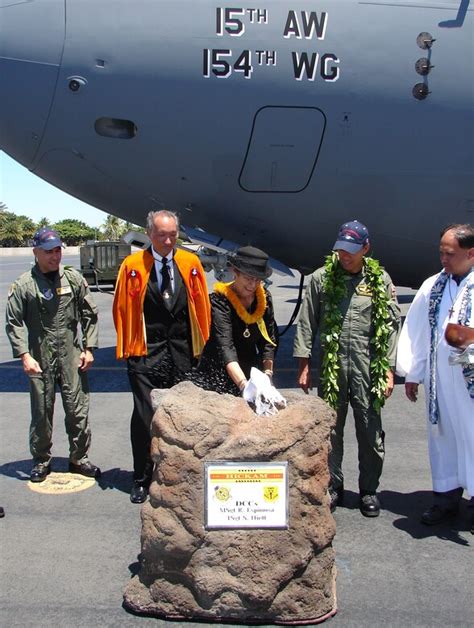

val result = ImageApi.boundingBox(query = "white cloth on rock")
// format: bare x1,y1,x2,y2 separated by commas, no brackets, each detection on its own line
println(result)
396,271,474,496
242,367,287,416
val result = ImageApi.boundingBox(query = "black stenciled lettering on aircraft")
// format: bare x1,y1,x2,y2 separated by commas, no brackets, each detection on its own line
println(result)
291,52,340,81
216,7,268,35
292,52,319,80
283,10,328,40
203,48,339,81
203,49,253,79
321,54,340,81
207,49,233,78
234,50,253,78
216,7,245,36
247,8,268,25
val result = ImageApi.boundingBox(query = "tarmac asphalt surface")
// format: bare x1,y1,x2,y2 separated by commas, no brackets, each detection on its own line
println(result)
0,253,472,627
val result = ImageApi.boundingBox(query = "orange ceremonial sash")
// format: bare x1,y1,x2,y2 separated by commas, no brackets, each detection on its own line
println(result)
113,248,211,360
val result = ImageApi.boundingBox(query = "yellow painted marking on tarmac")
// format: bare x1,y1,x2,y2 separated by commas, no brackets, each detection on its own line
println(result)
27,472,96,494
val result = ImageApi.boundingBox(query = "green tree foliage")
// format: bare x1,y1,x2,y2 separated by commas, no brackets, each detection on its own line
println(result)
101,215,146,240
36,217,51,229
53,219,95,245
0,210,35,245
102,214,125,240
18,215,36,241
0,208,144,246
124,220,145,234
0,211,23,245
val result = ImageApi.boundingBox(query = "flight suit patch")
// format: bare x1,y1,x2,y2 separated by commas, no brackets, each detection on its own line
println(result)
56,286,72,296
43,288,54,300
356,283,373,297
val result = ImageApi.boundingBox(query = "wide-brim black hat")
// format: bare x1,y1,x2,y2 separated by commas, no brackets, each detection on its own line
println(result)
228,246,272,279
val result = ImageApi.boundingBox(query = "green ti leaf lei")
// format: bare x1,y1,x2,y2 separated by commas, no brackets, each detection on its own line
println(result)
321,252,392,412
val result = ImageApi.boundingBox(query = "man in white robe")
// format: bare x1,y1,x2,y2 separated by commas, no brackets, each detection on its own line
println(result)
397,224,473,531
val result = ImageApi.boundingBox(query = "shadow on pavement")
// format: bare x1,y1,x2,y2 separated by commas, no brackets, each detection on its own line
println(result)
381,489,472,546
0,458,32,480
97,467,133,494
0,456,133,494
335,488,471,546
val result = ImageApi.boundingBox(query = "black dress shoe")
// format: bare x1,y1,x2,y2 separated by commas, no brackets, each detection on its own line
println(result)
421,504,458,526
329,485,344,512
69,460,101,478
0,506,5,518
359,493,380,517
30,462,51,483
130,483,148,504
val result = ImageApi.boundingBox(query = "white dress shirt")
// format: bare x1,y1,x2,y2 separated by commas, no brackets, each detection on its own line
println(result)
151,249,175,293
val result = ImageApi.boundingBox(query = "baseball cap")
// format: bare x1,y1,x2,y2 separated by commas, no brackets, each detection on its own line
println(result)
32,228,64,250
333,220,369,254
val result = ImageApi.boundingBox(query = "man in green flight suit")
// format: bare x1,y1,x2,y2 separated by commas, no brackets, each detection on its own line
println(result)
5,228,101,482
293,220,400,517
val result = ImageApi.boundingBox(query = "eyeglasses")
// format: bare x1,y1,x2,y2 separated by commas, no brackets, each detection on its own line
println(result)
237,271,261,284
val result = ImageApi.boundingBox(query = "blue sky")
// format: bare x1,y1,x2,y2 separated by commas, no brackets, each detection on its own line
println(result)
1,151,109,228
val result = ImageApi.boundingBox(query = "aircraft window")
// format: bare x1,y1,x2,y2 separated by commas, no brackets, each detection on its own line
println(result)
94,118,137,139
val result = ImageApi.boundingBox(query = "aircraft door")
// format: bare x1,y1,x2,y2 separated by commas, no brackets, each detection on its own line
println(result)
239,106,326,193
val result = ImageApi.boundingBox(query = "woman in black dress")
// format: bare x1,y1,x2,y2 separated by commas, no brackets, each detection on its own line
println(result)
196,246,278,395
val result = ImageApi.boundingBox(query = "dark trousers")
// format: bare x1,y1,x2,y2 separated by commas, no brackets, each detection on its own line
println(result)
127,356,184,484
330,401,385,495
128,368,157,484
29,364,91,464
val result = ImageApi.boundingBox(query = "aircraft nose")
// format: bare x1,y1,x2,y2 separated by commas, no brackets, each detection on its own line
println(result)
0,0,65,167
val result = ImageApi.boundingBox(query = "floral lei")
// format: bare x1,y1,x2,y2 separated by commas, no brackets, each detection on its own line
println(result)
214,281,266,323
321,252,392,412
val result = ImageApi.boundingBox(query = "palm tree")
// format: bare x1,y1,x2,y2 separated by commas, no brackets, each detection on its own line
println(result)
0,201,8,213
0,213,23,245
17,215,36,243
124,220,145,234
102,214,124,240
36,217,51,229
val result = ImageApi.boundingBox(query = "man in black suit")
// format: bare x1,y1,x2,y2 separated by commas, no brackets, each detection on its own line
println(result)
113,210,210,503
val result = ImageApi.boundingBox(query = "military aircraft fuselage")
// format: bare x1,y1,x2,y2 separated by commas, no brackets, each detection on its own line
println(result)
1,0,473,285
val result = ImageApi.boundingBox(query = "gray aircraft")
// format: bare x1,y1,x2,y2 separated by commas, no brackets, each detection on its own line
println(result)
1,0,473,285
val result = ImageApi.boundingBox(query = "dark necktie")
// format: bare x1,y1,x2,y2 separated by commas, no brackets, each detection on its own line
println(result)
161,257,171,294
